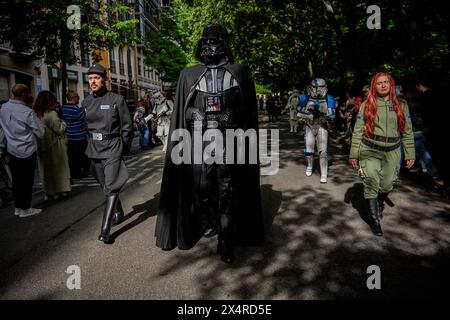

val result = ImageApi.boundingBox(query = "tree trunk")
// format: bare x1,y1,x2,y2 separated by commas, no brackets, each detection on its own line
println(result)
307,60,313,79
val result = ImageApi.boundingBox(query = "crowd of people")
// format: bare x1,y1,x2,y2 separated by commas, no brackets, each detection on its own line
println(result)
0,75,173,218
267,71,449,236
0,23,448,264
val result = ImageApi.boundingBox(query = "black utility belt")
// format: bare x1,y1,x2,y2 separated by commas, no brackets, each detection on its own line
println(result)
362,138,401,152
371,134,400,143
90,133,120,141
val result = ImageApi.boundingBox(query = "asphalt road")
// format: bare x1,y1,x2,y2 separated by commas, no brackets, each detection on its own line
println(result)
1,117,449,299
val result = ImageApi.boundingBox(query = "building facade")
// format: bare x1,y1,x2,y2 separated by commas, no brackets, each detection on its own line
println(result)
0,0,164,108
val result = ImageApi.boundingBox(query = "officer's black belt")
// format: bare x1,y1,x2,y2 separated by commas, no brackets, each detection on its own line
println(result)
90,133,120,141
371,134,400,143
362,138,401,152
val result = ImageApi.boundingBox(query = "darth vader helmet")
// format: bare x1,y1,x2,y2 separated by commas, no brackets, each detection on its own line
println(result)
195,24,234,65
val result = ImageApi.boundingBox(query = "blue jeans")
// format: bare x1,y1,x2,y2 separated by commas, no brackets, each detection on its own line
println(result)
414,131,438,177
139,127,149,148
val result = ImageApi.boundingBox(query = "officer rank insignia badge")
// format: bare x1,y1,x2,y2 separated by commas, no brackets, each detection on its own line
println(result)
205,95,222,113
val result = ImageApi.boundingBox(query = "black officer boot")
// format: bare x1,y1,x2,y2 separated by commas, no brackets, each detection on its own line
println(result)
112,197,124,226
377,192,389,220
203,226,219,238
201,200,219,238
367,198,383,236
98,194,119,244
217,234,235,264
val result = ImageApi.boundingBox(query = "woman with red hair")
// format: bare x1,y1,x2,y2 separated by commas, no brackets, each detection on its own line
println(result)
349,72,415,236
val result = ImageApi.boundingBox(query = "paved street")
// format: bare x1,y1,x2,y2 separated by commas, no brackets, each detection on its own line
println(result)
1,117,449,299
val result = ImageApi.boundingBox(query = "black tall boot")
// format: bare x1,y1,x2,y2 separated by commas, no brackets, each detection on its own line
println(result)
98,194,119,243
367,198,383,236
377,192,389,220
112,197,124,226
217,231,235,264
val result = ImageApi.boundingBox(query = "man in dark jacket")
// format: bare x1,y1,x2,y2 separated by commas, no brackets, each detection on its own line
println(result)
83,64,133,243
155,24,264,264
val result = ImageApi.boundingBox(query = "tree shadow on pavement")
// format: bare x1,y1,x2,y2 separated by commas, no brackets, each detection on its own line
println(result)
151,182,450,299
344,183,371,226
109,193,160,242
260,184,282,236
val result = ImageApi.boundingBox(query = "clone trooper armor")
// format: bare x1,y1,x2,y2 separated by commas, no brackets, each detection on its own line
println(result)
152,92,173,153
297,78,335,183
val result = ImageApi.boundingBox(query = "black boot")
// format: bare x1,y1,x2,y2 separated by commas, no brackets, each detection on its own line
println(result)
203,226,218,238
217,235,235,264
112,198,124,226
367,198,383,236
377,192,389,220
98,194,119,243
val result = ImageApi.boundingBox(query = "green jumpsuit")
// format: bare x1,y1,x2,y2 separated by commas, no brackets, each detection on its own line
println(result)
350,97,415,199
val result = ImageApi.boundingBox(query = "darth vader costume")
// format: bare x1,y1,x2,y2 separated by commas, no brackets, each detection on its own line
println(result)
155,24,263,263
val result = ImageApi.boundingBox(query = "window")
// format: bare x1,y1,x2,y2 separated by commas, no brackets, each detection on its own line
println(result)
138,57,142,76
109,49,116,74
127,48,132,76
68,41,77,64
81,52,90,68
119,47,125,75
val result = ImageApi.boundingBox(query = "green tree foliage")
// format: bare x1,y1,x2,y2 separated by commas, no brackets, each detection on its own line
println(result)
160,0,449,92
0,0,139,102
0,0,139,64
144,9,188,83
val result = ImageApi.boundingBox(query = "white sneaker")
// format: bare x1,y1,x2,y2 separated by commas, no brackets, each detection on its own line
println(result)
19,207,42,218
14,208,21,216
306,167,313,177
320,175,327,183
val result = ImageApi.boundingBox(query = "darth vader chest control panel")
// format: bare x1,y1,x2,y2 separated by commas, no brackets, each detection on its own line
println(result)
186,67,243,130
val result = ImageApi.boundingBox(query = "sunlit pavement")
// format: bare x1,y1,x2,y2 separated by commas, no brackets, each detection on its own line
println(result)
0,117,449,299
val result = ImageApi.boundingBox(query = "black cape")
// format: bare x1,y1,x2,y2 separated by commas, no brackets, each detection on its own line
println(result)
155,63,264,250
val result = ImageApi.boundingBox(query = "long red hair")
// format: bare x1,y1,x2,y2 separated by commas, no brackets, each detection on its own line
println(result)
363,72,405,138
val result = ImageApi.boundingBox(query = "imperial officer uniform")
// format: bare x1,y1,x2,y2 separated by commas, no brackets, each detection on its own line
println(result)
83,64,133,243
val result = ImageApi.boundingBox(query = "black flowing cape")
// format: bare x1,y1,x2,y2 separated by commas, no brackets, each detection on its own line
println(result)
155,63,264,250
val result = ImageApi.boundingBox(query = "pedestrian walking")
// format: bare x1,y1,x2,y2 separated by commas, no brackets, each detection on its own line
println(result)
285,89,300,133
349,72,415,236
152,91,172,153
61,90,90,180
133,99,153,150
83,64,133,243
155,24,263,264
297,78,336,183
0,84,44,217
33,91,71,200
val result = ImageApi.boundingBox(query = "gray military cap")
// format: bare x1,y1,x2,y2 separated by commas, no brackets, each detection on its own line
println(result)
87,64,107,77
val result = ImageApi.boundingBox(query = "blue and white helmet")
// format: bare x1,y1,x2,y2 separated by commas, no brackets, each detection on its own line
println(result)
310,78,328,98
